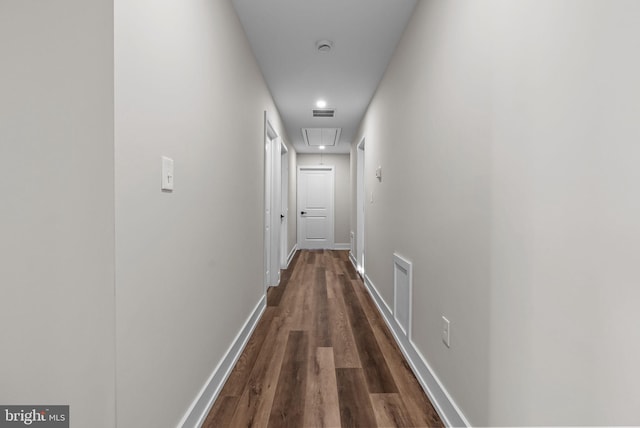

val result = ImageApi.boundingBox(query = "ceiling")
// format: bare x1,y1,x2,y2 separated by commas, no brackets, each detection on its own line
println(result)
232,0,417,154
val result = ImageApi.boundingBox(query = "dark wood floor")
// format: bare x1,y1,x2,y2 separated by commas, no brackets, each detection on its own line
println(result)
203,250,444,428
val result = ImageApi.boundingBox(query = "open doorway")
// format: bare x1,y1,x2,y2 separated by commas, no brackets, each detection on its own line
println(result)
356,138,365,275
264,112,282,291
280,141,289,269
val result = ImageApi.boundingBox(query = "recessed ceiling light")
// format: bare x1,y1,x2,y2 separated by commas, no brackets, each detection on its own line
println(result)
319,146,326,150
316,100,327,108
316,40,333,53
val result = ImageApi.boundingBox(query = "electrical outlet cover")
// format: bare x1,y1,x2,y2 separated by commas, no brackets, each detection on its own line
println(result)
162,156,174,191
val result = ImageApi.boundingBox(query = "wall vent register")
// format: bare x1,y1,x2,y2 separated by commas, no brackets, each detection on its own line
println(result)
312,108,336,118
393,252,413,339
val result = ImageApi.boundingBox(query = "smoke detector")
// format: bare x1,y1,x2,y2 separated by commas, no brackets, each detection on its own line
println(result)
316,40,333,53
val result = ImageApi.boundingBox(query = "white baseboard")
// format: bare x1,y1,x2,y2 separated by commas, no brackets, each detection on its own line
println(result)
286,244,298,268
362,275,470,428
349,251,357,271
364,274,392,317
350,253,364,279
334,243,350,250
178,295,267,428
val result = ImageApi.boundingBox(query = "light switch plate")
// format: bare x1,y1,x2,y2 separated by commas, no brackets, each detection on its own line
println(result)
162,156,174,191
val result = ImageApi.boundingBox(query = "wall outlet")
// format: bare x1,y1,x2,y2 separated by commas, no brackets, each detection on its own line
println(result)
442,316,450,348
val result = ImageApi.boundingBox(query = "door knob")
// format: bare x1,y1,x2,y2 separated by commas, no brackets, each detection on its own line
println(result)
280,214,285,219
301,211,307,215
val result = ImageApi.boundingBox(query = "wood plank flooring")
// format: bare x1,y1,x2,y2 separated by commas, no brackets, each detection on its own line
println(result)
203,250,444,428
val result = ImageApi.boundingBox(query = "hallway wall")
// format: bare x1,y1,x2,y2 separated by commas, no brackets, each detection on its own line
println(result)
297,154,351,247
114,0,287,426
0,1,116,426
353,0,640,426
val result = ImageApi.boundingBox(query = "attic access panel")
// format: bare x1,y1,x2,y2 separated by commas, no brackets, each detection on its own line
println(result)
302,128,342,147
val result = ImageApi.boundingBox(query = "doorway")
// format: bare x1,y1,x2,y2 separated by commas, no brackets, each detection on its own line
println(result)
264,112,282,290
297,165,335,250
280,142,289,268
356,138,365,275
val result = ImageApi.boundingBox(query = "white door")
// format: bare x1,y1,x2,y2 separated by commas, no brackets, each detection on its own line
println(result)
297,166,335,250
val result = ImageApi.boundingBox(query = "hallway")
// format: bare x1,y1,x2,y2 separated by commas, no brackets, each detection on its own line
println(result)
203,250,443,428
4,0,640,426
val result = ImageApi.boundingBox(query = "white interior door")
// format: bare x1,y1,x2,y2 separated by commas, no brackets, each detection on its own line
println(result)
297,166,334,250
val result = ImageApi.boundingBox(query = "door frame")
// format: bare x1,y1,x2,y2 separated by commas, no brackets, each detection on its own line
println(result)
356,138,365,275
280,141,289,269
297,165,335,250
264,112,281,291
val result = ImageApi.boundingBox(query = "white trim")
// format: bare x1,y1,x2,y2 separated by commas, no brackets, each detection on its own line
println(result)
271,134,282,287
264,111,278,292
178,295,267,428
364,274,392,315
349,251,357,271
333,243,350,250
356,137,365,275
280,142,289,270
393,252,413,339
286,244,298,268
362,274,470,428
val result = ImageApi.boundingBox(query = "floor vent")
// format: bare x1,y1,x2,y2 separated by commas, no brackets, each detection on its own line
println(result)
393,253,412,338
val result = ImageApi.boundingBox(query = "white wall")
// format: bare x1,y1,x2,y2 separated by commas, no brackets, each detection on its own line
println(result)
353,0,640,426
0,1,116,427
297,154,351,247
114,0,287,426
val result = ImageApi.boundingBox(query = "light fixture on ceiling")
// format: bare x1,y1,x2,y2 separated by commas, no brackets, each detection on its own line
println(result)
316,99,327,108
316,40,333,53
319,145,326,150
